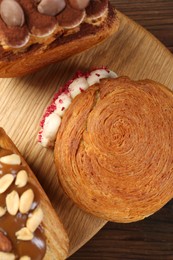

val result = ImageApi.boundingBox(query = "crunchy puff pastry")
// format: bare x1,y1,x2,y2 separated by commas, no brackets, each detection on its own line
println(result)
54,77,173,223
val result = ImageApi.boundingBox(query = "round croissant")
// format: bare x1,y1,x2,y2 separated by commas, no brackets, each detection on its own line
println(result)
54,77,173,223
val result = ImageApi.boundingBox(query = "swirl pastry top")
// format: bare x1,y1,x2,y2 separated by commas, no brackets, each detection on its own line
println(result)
54,77,173,223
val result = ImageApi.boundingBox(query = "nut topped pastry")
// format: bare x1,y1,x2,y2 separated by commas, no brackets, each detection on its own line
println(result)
0,0,119,77
0,0,90,47
39,70,173,223
0,128,69,259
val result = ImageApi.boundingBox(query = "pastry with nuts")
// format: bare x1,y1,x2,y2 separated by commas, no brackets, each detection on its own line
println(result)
0,0,119,77
39,68,173,223
0,128,69,259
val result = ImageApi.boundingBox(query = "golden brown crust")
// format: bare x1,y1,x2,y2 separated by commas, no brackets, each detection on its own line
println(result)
0,5,119,77
0,128,69,259
54,77,173,223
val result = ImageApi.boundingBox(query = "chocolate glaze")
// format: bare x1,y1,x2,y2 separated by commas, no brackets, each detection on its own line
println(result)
0,149,46,260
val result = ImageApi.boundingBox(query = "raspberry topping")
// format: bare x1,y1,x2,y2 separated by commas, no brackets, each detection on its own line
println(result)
38,67,118,147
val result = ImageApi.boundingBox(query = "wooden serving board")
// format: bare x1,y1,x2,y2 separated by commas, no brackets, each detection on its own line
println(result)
0,9,173,257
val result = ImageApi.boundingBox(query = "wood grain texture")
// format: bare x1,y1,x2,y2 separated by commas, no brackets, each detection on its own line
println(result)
70,0,173,259
0,0,172,259
113,0,173,52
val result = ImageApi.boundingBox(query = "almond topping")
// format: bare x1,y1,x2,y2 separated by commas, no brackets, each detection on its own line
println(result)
38,0,66,16
0,252,15,260
15,170,28,188
26,207,43,232
15,227,33,241
0,0,25,27
0,174,14,194
6,190,19,215
0,232,12,252
0,154,21,165
19,189,34,214
0,207,6,217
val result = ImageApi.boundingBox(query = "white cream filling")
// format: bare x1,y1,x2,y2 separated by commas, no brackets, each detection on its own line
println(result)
68,77,89,98
40,69,118,147
54,92,72,117
87,69,117,86
41,113,61,147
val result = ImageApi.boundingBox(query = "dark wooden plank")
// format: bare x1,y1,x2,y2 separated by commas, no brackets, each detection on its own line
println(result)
71,202,173,259
111,0,173,53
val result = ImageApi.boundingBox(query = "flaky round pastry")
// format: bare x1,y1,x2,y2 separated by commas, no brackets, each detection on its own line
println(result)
54,77,173,223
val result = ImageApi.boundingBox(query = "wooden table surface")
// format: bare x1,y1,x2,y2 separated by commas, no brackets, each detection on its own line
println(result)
70,1,173,259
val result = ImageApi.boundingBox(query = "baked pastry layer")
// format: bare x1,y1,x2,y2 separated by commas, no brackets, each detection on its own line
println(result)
54,77,173,222
0,0,107,50
0,1,119,77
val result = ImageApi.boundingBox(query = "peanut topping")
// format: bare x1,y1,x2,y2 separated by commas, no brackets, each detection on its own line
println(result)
19,189,34,214
0,252,15,260
26,207,43,232
19,257,31,260
0,0,25,27
0,174,14,194
0,154,21,165
6,190,19,216
15,227,33,241
0,207,6,217
0,151,46,258
15,170,28,188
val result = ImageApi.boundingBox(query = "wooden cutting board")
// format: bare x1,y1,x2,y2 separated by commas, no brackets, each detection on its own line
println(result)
0,10,173,257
